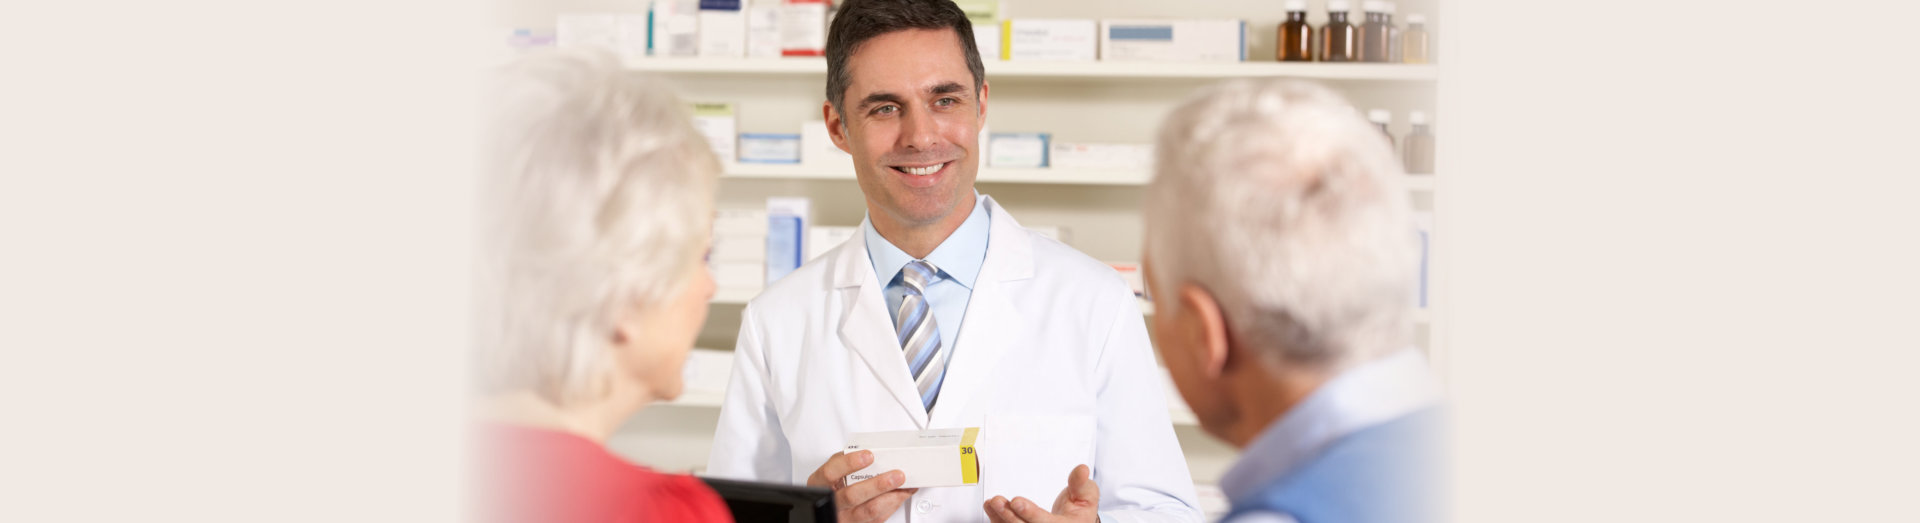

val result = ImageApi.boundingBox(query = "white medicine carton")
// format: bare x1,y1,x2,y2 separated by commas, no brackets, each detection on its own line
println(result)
1099,19,1247,63
844,427,981,489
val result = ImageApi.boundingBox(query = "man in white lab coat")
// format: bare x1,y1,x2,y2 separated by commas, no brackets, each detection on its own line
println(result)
705,1,1202,522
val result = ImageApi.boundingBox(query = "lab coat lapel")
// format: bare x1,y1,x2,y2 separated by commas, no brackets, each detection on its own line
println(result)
929,196,1035,427
833,222,930,429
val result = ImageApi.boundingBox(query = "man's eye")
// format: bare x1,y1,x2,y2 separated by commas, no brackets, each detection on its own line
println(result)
872,105,897,115
937,97,958,107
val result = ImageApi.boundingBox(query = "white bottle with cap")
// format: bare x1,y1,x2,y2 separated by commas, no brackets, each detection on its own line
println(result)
1402,13,1431,63
1368,109,1396,149
1404,110,1435,173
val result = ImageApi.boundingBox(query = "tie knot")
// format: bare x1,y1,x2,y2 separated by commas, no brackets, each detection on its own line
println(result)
901,260,940,290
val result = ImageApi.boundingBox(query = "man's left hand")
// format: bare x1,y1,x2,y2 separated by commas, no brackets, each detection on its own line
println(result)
982,464,1100,523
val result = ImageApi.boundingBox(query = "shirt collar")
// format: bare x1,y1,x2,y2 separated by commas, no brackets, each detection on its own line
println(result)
862,192,991,288
1218,348,1444,503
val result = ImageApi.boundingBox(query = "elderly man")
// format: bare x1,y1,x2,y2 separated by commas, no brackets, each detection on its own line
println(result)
1142,79,1446,523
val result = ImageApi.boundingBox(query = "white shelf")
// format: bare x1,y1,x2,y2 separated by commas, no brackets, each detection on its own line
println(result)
724,163,1434,190
711,287,760,304
627,57,1437,82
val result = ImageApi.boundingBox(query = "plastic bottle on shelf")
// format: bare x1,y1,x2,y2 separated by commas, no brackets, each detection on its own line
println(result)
1359,1,1398,63
1277,0,1314,62
1404,111,1435,174
1319,0,1358,62
1402,13,1431,63
1367,109,1395,150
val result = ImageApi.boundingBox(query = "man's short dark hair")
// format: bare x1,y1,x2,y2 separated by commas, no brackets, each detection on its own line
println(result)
824,0,985,115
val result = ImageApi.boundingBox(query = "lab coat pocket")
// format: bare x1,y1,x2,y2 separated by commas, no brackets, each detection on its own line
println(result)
979,413,1097,506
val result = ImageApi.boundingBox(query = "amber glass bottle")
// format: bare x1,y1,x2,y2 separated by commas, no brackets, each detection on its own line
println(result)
1277,0,1313,61
1359,0,1398,63
1402,13,1431,63
1404,111,1435,173
1319,0,1358,62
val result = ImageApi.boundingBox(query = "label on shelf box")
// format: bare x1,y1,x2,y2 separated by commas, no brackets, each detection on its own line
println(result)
739,133,802,164
650,0,700,57
1099,19,1246,63
691,102,738,165
746,5,783,58
987,133,1049,168
1001,19,1097,62
697,0,747,58
1049,142,1152,170
779,0,827,56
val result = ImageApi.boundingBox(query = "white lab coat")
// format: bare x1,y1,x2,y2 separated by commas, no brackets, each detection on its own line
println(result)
708,196,1201,523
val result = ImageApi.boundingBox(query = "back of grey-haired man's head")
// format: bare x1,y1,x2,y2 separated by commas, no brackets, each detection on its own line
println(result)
1146,79,1419,371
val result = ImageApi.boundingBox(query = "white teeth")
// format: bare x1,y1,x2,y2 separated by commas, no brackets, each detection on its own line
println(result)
900,163,942,176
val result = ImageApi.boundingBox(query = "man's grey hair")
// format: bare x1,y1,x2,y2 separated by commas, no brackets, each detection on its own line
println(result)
475,50,719,406
1145,79,1417,370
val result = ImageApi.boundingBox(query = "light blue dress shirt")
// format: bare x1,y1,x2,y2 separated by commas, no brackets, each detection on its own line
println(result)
862,192,990,372
1218,348,1443,523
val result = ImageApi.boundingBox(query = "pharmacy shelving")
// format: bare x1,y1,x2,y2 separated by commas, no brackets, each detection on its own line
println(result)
626,56,1437,82
578,0,1444,486
723,162,1436,190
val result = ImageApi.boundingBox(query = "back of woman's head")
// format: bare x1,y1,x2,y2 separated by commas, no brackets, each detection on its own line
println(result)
475,50,719,407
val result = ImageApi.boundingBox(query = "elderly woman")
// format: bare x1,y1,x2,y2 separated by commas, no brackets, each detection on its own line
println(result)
471,50,730,522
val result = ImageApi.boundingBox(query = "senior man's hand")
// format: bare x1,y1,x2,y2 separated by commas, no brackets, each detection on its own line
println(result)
806,450,918,523
983,464,1100,523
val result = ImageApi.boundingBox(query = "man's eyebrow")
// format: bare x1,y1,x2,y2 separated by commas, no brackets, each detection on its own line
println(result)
930,82,968,96
856,92,904,111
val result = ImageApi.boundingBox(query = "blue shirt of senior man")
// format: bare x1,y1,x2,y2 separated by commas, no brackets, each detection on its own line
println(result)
1220,349,1448,523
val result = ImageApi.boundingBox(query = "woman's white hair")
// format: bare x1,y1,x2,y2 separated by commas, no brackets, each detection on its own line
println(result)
474,50,719,406
1146,79,1417,371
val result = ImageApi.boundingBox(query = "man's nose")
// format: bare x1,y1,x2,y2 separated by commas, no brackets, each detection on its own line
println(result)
897,107,939,151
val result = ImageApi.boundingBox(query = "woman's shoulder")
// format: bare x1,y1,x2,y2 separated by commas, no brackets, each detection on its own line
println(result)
473,423,733,522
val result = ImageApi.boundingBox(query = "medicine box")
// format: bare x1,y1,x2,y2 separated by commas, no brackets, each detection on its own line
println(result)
1001,19,1097,61
739,133,802,164
690,102,738,165
800,120,852,169
746,4,782,58
650,0,700,57
845,427,981,489
808,226,858,263
1099,19,1246,63
698,0,746,58
1049,142,1152,170
987,133,1050,168
780,0,828,56
766,197,811,285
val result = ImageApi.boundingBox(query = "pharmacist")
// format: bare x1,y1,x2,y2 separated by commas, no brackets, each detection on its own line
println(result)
705,1,1201,522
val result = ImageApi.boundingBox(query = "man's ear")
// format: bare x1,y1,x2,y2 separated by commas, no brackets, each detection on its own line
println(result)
822,101,852,154
1178,283,1231,379
977,80,990,121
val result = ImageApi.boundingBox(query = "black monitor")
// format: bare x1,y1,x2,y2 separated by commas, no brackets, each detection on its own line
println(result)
698,476,836,523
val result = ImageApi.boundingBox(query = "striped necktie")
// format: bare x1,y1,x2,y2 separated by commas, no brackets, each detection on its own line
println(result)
896,260,950,411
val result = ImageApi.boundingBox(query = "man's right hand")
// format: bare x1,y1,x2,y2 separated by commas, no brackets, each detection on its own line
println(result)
805,450,917,523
